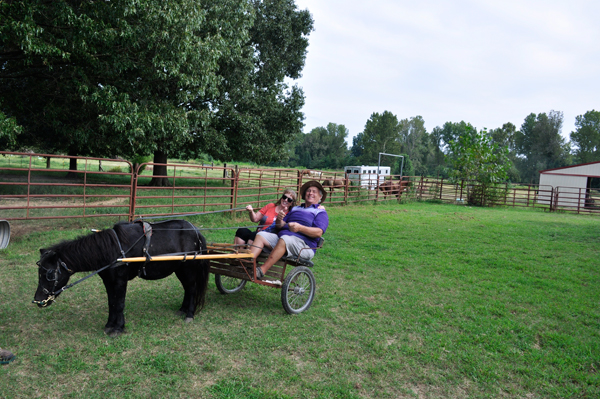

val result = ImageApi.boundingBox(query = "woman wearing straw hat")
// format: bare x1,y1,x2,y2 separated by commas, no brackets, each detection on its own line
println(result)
249,180,329,280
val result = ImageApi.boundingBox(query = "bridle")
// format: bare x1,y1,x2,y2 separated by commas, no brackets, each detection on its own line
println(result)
33,255,74,307
32,222,204,306
32,229,127,307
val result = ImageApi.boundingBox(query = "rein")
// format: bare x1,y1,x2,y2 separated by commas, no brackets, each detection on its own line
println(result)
134,207,248,221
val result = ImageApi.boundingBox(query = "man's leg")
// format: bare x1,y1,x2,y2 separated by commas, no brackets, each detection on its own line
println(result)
258,238,288,276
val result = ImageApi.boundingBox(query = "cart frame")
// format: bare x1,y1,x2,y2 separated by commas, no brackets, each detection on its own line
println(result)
118,240,322,314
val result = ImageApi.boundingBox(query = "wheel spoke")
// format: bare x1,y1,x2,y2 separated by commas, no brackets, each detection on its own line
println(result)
288,272,309,310
281,266,315,314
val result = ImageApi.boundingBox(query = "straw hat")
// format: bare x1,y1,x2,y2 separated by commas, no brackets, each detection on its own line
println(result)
300,180,326,202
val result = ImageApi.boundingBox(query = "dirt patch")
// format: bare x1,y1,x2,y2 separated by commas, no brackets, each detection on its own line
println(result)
8,221,63,240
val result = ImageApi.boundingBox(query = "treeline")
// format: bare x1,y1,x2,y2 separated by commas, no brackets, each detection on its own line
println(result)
275,109,600,184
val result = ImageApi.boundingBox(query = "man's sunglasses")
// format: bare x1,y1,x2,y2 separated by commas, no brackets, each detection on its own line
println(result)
281,195,294,203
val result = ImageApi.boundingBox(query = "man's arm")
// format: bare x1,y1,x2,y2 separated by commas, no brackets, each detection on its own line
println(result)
287,223,323,238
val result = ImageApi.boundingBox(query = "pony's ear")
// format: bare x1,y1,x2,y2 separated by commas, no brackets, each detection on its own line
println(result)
39,248,54,257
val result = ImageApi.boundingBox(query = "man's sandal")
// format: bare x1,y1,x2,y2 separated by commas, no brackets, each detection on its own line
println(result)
255,267,264,280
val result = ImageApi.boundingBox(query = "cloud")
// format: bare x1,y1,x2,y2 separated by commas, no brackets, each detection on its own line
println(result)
293,0,600,143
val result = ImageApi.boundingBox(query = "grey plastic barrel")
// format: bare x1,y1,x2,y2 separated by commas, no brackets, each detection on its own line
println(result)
0,220,10,249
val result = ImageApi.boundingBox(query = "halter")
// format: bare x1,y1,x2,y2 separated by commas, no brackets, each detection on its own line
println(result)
33,255,74,307
33,228,127,307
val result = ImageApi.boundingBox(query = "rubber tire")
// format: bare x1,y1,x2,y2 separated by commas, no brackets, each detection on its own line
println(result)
281,266,315,314
215,274,247,294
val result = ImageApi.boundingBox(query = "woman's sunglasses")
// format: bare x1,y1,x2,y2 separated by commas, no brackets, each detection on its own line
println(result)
281,194,294,203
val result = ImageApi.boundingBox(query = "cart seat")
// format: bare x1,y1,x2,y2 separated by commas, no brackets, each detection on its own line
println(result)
282,256,314,267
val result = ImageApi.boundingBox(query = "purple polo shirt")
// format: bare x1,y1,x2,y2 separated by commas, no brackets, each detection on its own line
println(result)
279,204,329,252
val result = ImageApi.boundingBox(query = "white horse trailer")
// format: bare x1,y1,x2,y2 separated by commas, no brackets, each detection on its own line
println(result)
344,165,390,189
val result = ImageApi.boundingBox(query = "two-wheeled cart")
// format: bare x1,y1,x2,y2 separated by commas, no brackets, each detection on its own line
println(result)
118,242,320,314
207,242,319,314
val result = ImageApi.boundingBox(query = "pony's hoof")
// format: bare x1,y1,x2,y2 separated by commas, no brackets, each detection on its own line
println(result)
104,327,124,337
184,317,193,323
176,310,185,317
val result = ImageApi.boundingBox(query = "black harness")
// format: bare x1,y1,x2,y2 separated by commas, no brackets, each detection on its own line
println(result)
138,221,153,276
33,228,130,307
33,221,203,305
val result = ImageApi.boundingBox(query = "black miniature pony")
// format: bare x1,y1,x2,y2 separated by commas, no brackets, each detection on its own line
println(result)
33,220,209,336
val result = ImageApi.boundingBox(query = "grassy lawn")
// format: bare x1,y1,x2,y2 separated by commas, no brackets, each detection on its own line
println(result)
1,202,599,398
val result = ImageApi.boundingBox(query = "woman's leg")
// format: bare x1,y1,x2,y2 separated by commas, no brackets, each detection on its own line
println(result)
249,233,270,258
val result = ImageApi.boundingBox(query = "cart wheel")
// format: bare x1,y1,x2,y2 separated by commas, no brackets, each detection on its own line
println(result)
281,266,315,314
215,274,247,294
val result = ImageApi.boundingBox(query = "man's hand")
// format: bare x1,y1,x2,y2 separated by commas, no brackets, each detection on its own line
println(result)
288,222,301,233
275,210,287,229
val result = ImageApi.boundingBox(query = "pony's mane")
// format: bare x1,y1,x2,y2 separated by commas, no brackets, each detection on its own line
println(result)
48,228,121,272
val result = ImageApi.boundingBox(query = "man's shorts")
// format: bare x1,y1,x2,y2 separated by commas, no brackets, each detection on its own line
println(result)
256,231,315,262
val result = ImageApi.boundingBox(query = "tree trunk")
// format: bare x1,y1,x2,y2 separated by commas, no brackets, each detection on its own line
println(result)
66,152,78,178
148,150,171,186
46,157,51,169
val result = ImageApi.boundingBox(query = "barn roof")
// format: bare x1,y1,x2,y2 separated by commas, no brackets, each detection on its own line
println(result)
539,160,600,174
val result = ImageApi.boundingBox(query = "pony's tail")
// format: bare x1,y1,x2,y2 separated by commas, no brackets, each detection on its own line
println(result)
193,232,210,313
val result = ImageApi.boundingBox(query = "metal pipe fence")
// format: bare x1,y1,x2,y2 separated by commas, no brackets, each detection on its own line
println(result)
0,152,133,220
2,151,599,221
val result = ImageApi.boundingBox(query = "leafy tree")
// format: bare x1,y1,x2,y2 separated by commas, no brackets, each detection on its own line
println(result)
490,122,517,152
350,132,364,160
570,110,600,164
352,111,401,165
515,111,570,183
398,116,427,175
423,126,448,178
448,127,510,183
0,111,21,150
294,123,349,169
0,0,313,184
438,121,473,148
489,122,520,182
205,0,313,166
447,127,511,204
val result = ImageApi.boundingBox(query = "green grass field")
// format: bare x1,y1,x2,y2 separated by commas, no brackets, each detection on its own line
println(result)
1,202,599,398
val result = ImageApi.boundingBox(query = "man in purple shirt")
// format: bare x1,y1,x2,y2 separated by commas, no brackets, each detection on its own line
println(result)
250,180,329,280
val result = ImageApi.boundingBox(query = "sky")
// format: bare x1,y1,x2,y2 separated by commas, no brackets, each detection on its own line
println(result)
291,0,600,147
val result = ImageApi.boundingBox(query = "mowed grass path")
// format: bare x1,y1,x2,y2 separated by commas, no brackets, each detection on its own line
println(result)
1,202,599,398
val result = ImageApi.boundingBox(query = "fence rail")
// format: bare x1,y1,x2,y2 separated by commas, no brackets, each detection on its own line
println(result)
1,151,599,221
